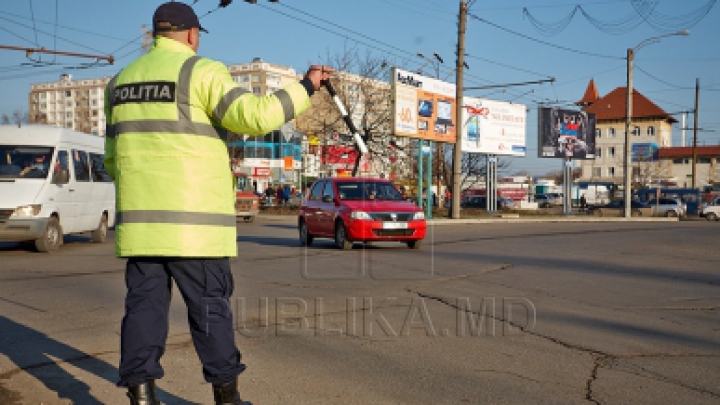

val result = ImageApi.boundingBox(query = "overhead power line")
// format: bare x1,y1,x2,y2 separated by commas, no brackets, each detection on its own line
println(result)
523,0,716,35
470,14,622,59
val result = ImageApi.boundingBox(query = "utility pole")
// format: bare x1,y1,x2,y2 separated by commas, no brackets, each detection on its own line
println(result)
692,78,700,189
451,0,468,219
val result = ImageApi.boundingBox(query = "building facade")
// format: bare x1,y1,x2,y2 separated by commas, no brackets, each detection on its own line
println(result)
28,74,110,136
576,79,676,185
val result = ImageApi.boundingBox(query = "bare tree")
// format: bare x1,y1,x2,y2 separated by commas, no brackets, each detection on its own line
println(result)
12,110,28,127
297,43,411,178
1,114,9,125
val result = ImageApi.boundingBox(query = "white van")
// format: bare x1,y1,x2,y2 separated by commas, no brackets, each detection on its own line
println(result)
0,125,115,252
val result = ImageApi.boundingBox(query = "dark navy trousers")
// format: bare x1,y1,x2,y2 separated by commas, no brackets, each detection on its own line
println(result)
118,257,246,388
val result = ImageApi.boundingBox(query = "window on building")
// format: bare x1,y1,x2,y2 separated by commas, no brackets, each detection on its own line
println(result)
633,126,641,136
595,129,601,138
66,112,73,118
608,128,615,137
593,168,602,178
597,147,602,158
66,101,72,107
608,146,615,158
65,90,72,97
252,75,260,82
252,86,261,94
647,126,655,136
698,157,712,164
608,167,615,176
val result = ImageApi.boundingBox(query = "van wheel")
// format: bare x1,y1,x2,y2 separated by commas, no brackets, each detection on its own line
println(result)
706,212,718,221
35,217,62,252
91,214,108,243
334,221,352,250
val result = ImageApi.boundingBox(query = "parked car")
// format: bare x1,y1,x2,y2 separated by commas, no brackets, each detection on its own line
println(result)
644,197,686,217
587,199,653,217
287,192,305,207
535,193,562,208
461,196,515,210
700,196,720,214
498,196,517,210
700,199,720,221
298,178,427,249
461,195,487,209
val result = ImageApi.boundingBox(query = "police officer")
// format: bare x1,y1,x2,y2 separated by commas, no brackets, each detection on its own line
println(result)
103,2,332,404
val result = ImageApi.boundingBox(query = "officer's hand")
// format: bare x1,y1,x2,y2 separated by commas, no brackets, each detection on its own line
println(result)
305,65,334,91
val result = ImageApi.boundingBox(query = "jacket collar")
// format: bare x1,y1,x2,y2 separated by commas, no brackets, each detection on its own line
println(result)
151,36,196,56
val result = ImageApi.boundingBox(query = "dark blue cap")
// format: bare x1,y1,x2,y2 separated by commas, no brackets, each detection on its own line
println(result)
153,2,208,34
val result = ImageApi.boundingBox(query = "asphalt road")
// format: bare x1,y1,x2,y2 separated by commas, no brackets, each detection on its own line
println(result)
0,217,718,404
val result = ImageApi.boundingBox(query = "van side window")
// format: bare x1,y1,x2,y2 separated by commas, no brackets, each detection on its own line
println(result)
51,151,70,184
72,150,90,182
89,152,112,182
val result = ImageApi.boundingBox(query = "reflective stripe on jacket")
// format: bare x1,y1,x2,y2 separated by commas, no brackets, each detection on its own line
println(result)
104,37,311,257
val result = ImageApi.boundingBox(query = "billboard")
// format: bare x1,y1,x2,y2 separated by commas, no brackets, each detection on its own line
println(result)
632,142,659,162
391,67,457,143
538,107,596,159
461,96,527,156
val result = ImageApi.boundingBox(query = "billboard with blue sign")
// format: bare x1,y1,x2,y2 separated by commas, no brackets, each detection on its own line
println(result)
632,142,659,162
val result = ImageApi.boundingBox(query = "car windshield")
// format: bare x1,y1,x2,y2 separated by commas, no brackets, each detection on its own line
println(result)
0,145,54,179
337,181,404,201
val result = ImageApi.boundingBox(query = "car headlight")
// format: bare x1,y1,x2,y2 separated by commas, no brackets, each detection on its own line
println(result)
14,204,42,217
350,211,372,220
412,212,425,220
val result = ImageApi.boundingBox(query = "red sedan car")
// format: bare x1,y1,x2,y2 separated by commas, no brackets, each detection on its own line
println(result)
298,178,427,249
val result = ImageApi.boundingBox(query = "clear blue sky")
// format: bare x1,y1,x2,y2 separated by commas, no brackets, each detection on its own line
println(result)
1,0,718,176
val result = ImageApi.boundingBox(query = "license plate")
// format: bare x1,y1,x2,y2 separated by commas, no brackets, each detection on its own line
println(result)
382,222,407,229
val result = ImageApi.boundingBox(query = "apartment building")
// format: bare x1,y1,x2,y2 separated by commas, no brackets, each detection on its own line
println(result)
576,79,676,184
28,74,110,136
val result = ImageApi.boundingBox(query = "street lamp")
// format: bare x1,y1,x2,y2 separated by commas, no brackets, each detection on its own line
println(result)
624,30,689,217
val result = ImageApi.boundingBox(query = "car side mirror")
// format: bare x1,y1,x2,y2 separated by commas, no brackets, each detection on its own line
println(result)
322,195,333,203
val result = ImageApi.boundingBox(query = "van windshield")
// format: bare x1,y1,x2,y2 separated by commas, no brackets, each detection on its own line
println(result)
0,145,55,180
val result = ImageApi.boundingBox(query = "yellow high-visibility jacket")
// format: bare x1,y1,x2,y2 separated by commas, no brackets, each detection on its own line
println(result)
104,37,312,257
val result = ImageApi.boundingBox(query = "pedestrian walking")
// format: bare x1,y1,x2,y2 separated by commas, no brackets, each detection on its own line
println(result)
103,2,333,404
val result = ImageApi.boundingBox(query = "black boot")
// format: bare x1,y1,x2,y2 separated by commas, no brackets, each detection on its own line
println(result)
127,380,160,405
212,378,252,405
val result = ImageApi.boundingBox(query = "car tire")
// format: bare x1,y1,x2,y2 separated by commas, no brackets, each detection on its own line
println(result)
334,221,352,250
666,210,676,217
706,212,718,221
91,213,108,243
35,216,62,253
597,210,603,217
299,219,314,246
406,240,422,249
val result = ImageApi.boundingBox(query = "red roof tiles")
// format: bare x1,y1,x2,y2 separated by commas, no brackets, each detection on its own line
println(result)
580,82,676,123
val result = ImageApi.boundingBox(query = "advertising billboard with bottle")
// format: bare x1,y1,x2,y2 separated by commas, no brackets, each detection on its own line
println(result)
461,96,527,156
